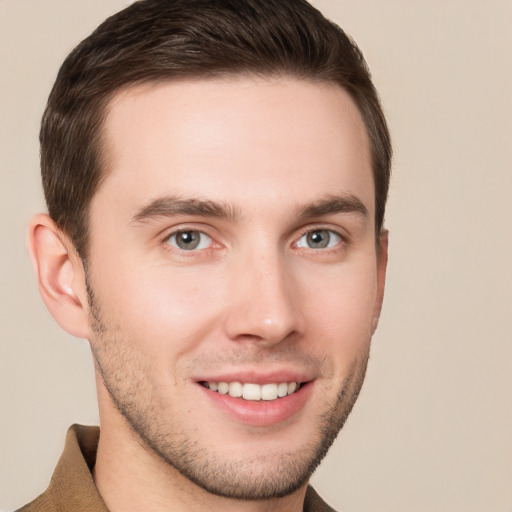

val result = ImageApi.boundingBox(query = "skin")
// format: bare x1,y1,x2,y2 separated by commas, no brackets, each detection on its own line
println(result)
29,77,387,512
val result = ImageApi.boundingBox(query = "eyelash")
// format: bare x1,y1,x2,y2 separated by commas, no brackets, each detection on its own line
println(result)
163,229,216,253
161,226,347,254
294,227,345,251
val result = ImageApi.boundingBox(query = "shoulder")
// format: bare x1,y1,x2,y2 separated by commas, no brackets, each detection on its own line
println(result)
304,485,339,512
15,493,55,512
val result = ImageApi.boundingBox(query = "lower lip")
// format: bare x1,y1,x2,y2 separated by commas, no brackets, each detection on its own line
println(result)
198,382,313,427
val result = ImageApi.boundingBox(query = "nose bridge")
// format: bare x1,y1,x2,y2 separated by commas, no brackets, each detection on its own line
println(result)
224,243,303,344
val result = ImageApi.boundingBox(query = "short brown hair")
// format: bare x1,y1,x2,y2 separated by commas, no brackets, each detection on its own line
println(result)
41,0,391,257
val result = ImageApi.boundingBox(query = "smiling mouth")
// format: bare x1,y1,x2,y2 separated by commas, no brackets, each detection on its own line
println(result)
200,381,302,401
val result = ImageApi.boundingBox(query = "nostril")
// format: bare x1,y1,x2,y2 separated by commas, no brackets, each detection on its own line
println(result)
223,271,305,344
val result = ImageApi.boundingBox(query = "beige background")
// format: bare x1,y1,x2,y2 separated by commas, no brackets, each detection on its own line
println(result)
1,0,511,510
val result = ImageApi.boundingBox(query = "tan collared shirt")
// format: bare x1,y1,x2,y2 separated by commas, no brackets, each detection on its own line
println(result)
17,424,336,512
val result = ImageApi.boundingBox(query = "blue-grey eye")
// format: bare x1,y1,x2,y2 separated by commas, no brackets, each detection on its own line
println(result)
166,230,212,250
297,229,341,249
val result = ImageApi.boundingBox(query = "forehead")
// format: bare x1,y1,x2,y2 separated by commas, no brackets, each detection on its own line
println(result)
95,76,374,221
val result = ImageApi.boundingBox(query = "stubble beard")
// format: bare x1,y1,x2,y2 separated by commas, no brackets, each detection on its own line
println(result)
86,279,370,501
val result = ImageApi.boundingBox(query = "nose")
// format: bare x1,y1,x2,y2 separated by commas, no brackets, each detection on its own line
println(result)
223,251,305,346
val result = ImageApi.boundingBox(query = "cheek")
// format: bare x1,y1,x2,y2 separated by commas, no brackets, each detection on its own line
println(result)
89,245,378,370
91,260,224,355
300,261,377,355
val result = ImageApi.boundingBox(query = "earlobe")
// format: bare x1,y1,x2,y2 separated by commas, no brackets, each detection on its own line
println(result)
27,214,91,339
371,230,389,334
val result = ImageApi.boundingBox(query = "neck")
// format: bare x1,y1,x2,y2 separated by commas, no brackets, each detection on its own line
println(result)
93,409,307,512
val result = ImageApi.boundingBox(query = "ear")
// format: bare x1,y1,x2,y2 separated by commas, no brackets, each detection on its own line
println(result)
371,230,389,334
27,214,91,339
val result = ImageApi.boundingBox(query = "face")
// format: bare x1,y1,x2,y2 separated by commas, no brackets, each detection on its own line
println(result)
85,77,386,499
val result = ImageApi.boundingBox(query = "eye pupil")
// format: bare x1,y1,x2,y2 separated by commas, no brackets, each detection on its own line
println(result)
307,230,330,249
176,231,200,250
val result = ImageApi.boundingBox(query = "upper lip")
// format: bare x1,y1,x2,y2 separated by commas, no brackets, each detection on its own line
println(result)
193,368,315,385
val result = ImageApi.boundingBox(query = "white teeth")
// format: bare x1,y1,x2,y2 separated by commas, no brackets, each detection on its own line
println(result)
277,382,288,397
205,381,301,401
287,382,297,394
242,383,261,401
228,382,243,398
218,382,229,394
261,383,278,400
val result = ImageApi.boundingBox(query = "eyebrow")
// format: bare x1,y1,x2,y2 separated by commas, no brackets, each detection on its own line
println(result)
130,195,240,224
296,194,369,220
130,193,368,226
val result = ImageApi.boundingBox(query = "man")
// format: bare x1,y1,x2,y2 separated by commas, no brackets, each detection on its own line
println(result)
20,0,391,510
